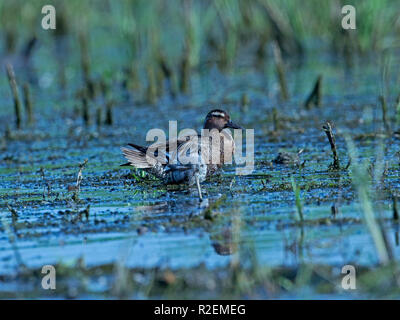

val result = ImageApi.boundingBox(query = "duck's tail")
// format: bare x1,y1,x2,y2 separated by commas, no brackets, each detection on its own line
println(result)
121,144,155,169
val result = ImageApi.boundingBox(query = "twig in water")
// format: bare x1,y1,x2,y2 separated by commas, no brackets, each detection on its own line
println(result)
331,203,339,218
344,158,352,170
22,83,34,125
393,196,399,222
322,121,340,170
304,75,322,109
96,106,102,127
5,63,22,129
80,204,90,221
105,100,114,126
6,203,18,218
229,177,236,197
23,83,34,124
81,94,90,125
73,159,88,202
40,168,51,200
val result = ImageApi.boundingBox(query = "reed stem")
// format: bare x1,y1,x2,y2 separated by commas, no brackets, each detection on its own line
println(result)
379,95,391,134
23,83,34,125
304,75,322,109
322,121,340,170
105,101,113,126
272,42,289,101
5,63,22,129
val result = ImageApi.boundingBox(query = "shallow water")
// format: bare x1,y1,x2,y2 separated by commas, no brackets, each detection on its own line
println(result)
1,45,400,298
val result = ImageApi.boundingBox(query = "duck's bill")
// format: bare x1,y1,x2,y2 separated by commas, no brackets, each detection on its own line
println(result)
225,121,243,129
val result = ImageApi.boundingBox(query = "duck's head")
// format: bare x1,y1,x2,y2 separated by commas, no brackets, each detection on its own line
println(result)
203,109,242,131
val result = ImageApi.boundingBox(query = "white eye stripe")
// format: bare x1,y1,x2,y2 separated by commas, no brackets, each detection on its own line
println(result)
211,112,225,117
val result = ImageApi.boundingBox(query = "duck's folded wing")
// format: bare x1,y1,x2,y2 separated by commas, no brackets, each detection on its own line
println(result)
121,147,157,168
122,135,197,168
148,135,195,163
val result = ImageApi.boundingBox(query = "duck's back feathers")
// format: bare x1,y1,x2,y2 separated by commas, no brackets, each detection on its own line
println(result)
121,130,234,183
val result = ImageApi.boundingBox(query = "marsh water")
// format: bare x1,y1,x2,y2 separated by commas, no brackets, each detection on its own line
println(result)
1,45,400,299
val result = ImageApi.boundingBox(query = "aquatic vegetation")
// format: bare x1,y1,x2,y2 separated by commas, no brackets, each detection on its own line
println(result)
290,176,304,222
1,0,400,300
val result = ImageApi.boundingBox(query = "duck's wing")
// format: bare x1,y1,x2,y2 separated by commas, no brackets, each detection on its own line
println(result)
175,132,235,166
121,136,195,168
174,135,204,162
148,135,196,164
121,146,157,168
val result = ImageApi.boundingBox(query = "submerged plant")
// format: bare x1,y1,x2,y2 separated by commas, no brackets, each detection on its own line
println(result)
291,176,304,222
72,159,88,202
345,136,391,265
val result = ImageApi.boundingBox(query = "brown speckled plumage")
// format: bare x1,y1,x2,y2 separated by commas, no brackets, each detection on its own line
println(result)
121,109,242,200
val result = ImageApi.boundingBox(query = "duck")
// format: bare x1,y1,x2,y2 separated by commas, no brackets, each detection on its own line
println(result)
121,109,242,200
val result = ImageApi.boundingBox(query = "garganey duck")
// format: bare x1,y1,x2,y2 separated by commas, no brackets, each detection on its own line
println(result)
121,109,242,200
